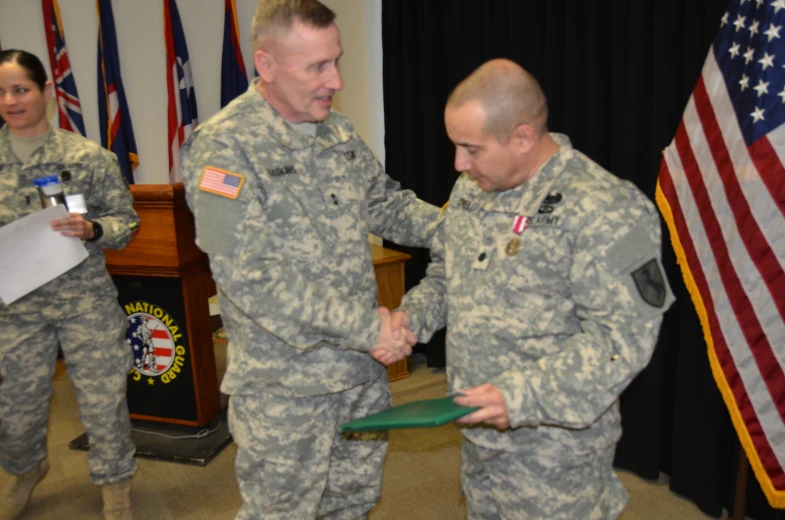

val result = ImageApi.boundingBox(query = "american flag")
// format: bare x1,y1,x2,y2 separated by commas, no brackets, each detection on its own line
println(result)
199,167,244,199
97,0,139,185
221,0,248,108
656,0,785,507
164,0,199,183
41,0,86,136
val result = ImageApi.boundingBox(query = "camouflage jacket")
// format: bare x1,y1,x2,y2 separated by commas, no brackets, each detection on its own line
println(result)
181,83,439,397
401,134,675,456
0,126,139,313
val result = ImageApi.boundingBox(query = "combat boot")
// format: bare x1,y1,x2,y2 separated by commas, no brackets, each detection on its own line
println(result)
0,459,49,520
101,478,133,520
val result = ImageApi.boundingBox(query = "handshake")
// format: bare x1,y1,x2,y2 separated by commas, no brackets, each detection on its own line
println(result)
369,307,417,366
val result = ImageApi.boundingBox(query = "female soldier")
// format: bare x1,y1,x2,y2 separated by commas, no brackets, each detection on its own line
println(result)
0,49,138,520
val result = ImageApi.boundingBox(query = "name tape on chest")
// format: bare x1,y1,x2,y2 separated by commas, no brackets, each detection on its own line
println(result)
199,166,245,199
456,198,479,212
269,165,297,176
529,214,561,227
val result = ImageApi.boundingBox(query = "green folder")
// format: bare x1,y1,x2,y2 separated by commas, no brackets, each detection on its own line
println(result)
340,397,479,433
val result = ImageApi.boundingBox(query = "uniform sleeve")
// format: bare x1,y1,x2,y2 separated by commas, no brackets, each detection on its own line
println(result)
182,135,382,352
398,205,449,342
89,150,139,250
493,203,676,430
363,140,440,248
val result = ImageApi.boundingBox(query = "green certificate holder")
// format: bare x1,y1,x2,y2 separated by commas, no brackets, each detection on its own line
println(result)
340,397,479,433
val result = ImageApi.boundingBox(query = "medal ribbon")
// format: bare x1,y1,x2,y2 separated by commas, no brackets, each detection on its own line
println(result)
512,215,530,235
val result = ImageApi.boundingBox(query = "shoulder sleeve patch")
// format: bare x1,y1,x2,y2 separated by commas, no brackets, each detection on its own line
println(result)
199,166,245,199
631,259,667,308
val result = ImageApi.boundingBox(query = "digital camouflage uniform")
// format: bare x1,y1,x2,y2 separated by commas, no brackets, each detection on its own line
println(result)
0,126,139,485
400,134,675,520
181,82,439,520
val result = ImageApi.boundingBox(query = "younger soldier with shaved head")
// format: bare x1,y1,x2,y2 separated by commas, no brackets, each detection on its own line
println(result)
180,0,438,518
397,59,675,519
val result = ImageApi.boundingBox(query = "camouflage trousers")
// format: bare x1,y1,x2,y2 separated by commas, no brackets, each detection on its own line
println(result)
0,297,137,485
461,438,627,520
229,372,392,520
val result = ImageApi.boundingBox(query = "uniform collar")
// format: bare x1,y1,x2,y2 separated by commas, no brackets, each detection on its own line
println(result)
246,79,353,153
0,125,65,167
477,133,574,215
0,125,20,165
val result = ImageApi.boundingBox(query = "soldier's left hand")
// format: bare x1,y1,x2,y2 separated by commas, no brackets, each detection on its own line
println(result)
51,213,95,240
453,383,510,430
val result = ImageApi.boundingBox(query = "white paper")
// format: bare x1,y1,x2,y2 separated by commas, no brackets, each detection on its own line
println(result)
0,205,89,304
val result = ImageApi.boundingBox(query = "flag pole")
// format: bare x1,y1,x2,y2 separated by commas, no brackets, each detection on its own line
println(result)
730,448,749,520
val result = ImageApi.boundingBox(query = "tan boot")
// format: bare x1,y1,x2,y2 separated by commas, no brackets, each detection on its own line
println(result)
0,460,49,520
100,478,133,520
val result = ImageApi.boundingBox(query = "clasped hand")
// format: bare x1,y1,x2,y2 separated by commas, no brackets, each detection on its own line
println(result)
51,213,94,240
370,307,417,366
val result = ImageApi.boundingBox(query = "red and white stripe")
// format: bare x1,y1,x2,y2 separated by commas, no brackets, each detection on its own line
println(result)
108,85,120,146
164,0,197,184
512,215,530,235
658,48,785,493
148,327,174,373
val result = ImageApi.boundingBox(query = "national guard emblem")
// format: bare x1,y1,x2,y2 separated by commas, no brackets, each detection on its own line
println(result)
128,313,175,376
124,301,187,385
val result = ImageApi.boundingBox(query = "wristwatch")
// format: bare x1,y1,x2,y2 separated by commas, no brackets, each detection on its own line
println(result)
87,220,103,242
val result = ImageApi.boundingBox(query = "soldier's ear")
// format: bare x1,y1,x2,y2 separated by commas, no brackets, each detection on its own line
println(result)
255,50,275,83
512,124,536,155
43,80,54,101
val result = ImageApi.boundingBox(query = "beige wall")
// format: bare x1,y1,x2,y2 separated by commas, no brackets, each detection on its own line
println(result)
322,0,385,162
0,0,385,183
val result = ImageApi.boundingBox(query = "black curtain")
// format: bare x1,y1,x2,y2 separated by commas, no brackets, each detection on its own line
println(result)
381,1,785,519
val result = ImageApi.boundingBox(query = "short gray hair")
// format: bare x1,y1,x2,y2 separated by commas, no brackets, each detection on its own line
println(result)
447,59,549,143
251,0,336,52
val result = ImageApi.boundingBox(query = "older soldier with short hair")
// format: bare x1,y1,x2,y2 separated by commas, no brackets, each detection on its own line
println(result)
180,0,439,518
397,59,675,519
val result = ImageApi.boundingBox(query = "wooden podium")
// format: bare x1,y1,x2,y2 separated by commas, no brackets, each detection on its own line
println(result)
105,185,411,428
371,245,411,381
105,183,220,427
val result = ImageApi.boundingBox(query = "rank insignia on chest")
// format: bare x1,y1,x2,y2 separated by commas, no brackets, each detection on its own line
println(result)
343,150,356,161
505,237,521,256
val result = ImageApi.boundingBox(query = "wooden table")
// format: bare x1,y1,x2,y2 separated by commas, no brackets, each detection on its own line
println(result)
371,244,412,381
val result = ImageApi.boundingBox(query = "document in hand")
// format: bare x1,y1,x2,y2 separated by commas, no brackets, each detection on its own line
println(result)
0,205,89,304
340,397,479,433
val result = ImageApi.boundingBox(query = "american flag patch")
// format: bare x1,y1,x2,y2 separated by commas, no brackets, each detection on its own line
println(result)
199,167,245,199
